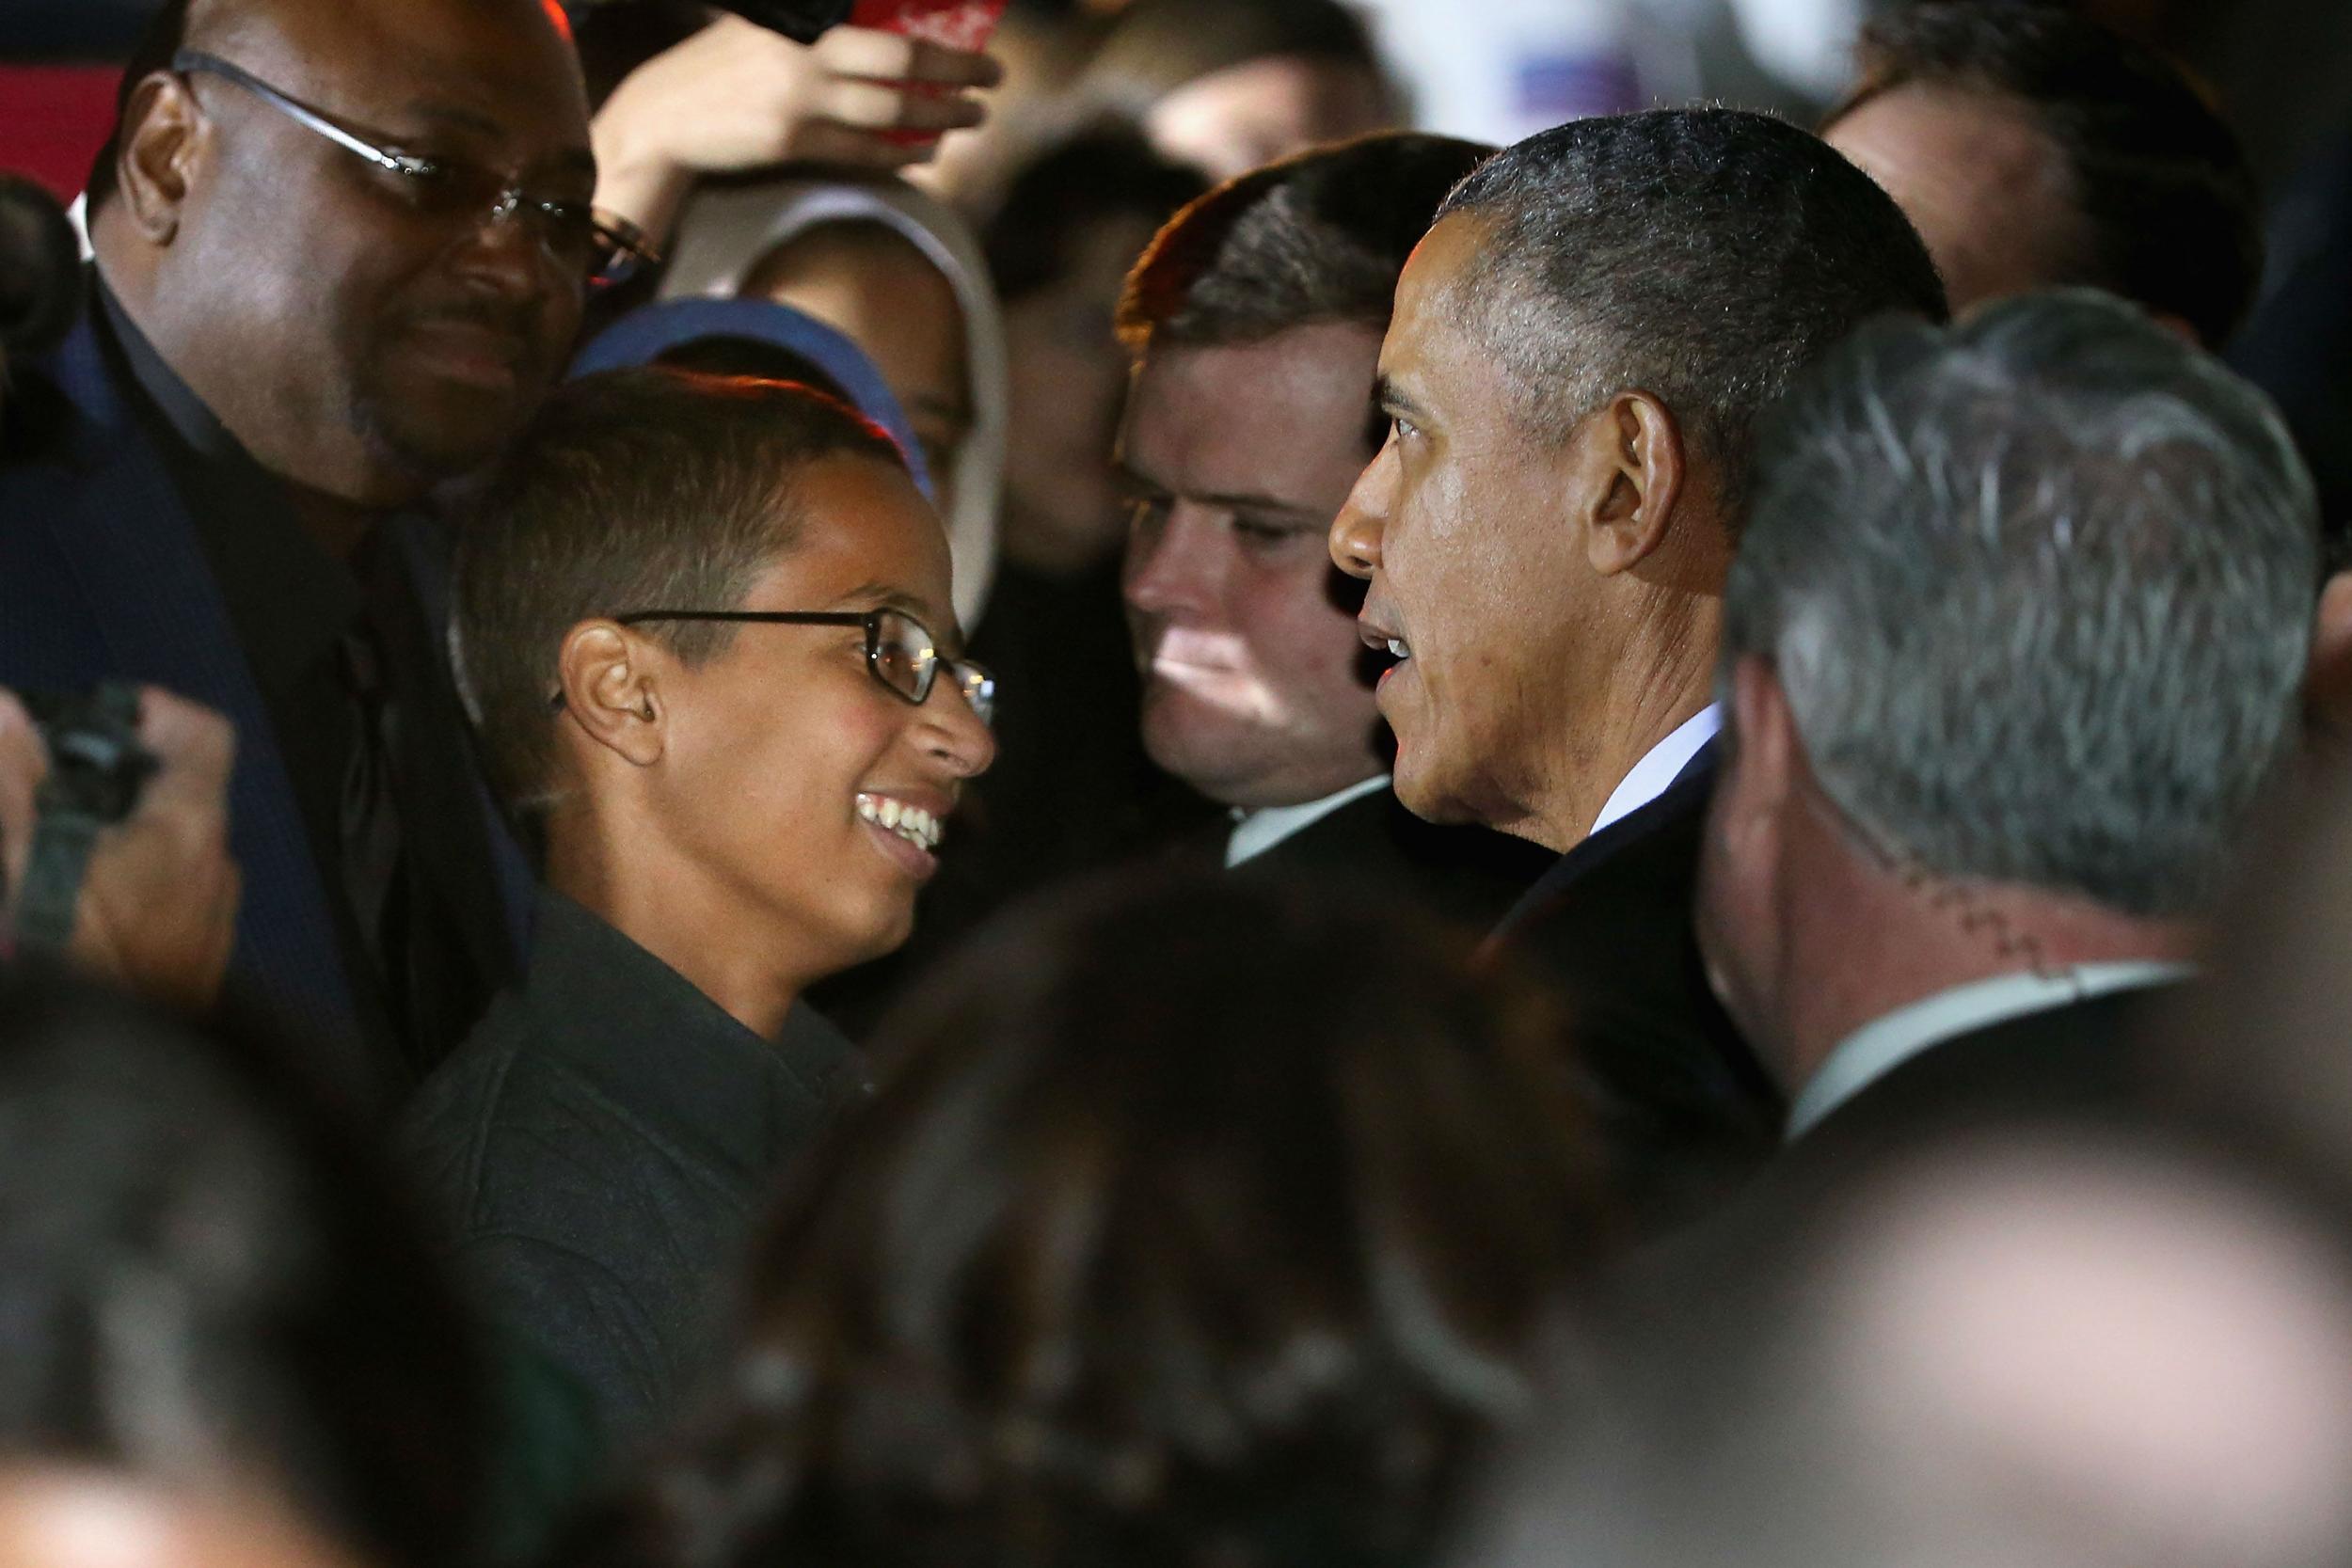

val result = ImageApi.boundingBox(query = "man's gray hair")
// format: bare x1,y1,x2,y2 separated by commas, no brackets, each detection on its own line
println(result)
1725,290,2319,917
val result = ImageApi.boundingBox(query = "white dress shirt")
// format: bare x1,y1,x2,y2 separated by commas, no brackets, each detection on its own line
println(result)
1785,961,2195,1140
1589,705,1722,838
1225,774,1393,869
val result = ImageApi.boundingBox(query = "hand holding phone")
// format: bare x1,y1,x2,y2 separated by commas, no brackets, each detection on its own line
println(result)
592,11,1003,245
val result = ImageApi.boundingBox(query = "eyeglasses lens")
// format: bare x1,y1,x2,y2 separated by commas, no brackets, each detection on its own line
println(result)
872,611,935,705
960,667,998,727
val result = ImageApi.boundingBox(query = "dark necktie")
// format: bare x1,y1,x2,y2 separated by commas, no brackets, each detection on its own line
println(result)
338,590,412,1040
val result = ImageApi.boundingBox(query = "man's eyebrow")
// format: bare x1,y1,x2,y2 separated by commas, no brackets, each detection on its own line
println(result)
1111,462,1325,522
402,102,596,176
404,101,507,139
1373,373,1431,423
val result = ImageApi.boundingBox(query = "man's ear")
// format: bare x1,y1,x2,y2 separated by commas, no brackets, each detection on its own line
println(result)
557,623,666,768
1723,655,1795,822
1577,389,1686,578
2307,569,2352,738
116,71,208,245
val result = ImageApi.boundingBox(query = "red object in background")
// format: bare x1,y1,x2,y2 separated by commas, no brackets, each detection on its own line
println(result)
0,65,121,202
847,0,1007,146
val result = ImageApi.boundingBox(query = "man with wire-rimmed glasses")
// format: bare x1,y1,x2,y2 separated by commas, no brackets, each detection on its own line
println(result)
0,0,636,1105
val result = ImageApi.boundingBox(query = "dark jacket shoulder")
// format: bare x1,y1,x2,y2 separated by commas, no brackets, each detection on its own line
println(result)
398,894,864,1449
1785,985,2167,1184
1489,745,1784,1234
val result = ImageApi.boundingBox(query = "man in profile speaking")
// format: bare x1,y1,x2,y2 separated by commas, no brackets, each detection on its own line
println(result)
1328,109,1947,1226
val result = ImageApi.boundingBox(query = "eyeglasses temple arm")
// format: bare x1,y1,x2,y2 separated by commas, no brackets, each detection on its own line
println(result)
172,50,435,179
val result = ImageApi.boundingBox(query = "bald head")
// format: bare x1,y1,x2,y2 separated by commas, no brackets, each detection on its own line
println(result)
94,0,591,511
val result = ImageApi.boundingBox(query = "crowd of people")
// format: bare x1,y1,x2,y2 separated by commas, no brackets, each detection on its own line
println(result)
1,0,2350,1563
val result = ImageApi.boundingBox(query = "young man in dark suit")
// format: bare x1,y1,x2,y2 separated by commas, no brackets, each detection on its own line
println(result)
1698,293,2318,1178
1115,134,1551,933
1327,110,1949,1228
0,0,616,1104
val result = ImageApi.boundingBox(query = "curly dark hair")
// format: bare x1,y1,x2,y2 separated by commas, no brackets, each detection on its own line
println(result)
559,871,1605,1568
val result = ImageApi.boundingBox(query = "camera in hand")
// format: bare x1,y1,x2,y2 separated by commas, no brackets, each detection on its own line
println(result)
3,687,155,955
22,687,156,828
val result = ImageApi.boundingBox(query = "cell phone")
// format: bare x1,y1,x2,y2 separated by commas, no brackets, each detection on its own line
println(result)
848,0,1005,51
848,0,1008,145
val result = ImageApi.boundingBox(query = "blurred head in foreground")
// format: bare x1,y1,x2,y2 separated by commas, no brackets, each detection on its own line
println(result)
0,971,486,1568
566,873,1603,1568
1462,1130,2352,1568
0,1465,364,1568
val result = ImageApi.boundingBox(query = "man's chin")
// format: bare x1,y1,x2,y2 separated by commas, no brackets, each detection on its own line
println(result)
1390,748,1490,832
357,369,548,482
1140,719,1281,810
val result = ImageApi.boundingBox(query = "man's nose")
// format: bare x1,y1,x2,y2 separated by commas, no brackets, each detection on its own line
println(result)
1329,451,1392,581
1123,505,1220,618
449,199,573,303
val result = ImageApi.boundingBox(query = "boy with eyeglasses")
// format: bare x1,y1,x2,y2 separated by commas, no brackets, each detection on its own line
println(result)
399,367,995,1449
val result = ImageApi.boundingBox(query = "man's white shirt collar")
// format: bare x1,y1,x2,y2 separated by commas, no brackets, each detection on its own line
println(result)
1226,774,1392,869
1589,705,1722,838
1785,961,2195,1140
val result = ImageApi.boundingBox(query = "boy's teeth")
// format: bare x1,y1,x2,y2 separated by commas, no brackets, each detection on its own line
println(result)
857,795,945,853
1388,638,1411,659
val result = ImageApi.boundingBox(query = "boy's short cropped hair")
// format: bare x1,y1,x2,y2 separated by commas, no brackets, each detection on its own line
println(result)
454,367,908,817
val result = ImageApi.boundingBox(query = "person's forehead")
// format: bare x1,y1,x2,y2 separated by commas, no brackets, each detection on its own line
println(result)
1826,85,2075,298
763,235,973,422
1126,325,1383,492
1381,216,1495,403
217,0,590,150
754,459,957,624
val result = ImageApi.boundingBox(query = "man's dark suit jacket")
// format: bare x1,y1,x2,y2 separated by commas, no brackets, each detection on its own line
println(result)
1487,740,1784,1234
1233,784,1554,938
398,892,867,1452
0,309,529,1107
1773,985,2170,1197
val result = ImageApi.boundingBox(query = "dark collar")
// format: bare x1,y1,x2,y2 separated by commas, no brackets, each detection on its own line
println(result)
92,270,239,464
517,889,859,1176
88,270,363,698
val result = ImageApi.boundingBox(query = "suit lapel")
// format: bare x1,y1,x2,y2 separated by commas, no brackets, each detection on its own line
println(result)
6,319,361,1048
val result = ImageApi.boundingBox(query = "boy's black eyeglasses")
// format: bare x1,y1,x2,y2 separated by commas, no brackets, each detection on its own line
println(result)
171,50,659,289
602,609,996,726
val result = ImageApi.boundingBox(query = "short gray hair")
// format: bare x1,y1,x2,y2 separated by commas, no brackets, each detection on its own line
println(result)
1434,108,1948,523
1725,290,2319,916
